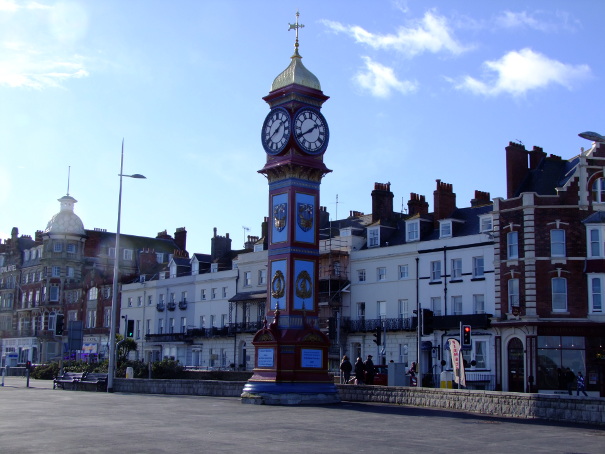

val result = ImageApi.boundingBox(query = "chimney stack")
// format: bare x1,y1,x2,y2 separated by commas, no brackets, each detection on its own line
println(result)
407,193,428,216
433,180,456,227
471,190,491,207
371,182,394,223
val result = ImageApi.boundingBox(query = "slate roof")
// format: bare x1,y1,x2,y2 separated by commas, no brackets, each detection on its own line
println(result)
515,155,579,196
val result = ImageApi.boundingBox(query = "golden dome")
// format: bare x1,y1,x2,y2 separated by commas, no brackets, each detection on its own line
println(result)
271,48,321,92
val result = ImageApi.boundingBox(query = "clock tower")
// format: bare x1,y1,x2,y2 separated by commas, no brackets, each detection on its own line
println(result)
242,12,339,405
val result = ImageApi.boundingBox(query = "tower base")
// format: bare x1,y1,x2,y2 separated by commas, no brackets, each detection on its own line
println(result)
241,382,340,406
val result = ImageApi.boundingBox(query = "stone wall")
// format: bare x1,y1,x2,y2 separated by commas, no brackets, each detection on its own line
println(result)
114,379,605,426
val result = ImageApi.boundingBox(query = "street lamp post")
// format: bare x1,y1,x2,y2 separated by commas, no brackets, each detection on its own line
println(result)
107,140,146,393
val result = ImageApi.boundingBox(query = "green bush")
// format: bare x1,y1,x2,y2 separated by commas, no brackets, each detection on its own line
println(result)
151,359,185,379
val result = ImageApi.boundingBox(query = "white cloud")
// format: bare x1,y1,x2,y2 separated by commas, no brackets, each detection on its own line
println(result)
495,10,578,33
354,56,417,98
0,1,89,89
322,10,470,58
456,48,591,97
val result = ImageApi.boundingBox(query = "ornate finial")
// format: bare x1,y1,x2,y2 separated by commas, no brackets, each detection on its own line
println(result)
288,10,304,50
66,166,71,196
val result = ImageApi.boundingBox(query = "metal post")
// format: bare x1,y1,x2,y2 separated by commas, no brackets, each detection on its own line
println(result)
107,140,146,393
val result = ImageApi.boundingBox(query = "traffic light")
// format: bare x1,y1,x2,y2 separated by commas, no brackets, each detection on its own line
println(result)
422,309,434,335
127,320,135,338
461,325,472,348
372,327,382,346
55,314,64,336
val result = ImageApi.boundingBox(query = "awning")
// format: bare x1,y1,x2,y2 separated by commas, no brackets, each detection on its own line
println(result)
228,291,267,303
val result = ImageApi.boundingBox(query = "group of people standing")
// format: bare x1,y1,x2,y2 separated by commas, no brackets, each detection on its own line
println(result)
339,355,376,385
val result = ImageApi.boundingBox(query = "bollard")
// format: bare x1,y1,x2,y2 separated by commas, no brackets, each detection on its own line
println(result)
1,367,4,387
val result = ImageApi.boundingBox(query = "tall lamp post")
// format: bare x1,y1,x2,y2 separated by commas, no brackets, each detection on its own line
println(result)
107,140,146,393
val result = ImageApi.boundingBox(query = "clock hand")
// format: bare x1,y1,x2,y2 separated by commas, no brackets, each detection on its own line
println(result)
270,121,283,139
297,123,318,138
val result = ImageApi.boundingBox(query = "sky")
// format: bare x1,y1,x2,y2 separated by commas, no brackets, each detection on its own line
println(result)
1,0,604,255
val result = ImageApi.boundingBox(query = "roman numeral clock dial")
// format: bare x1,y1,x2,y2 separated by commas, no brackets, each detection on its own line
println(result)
262,107,292,155
293,107,329,155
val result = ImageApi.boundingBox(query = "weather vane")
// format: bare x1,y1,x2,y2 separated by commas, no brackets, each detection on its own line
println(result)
288,10,304,49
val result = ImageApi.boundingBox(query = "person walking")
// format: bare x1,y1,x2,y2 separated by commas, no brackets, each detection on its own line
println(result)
339,355,352,384
364,355,375,385
407,361,417,387
576,371,588,397
354,357,365,385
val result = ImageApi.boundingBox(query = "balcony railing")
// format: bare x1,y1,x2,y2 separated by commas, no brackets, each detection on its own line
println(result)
167,301,176,311
178,300,187,310
156,302,165,312
343,317,417,333
228,321,264,334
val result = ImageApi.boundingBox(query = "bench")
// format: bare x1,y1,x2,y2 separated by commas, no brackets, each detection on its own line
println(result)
79,373,108,391
53,372,85,390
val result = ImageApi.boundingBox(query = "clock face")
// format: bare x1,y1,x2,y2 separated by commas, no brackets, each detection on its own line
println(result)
293,107,329,155
262,107,291,155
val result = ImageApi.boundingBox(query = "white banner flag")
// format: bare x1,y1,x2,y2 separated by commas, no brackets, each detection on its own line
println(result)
448,338,466,387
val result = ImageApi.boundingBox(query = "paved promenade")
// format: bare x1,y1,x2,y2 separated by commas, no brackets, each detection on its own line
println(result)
1,377,603,454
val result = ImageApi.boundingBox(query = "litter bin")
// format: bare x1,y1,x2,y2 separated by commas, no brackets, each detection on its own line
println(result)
126,366,134,379
440,370,453,388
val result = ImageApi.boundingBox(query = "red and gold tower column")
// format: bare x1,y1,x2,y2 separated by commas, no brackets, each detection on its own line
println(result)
242,12,339,405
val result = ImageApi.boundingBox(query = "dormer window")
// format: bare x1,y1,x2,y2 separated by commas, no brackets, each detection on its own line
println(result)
368,227,380,248
480,215,493,233
439,220,452,238
406,220,419,242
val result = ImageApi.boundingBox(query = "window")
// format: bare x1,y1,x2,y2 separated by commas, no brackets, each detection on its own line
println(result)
200,315,206,328
406,220,419,242
589,276,603,313
181,291,187,302
201,289,206,300
550,229,566,257
48,312,56,331
50,286,59,302
377,301,386,320
244,271,252,286
222,287,227,298
507,231,519,259
137,296,143,307
398,265,408,279
158,319,164,334
452,295,462,315
451,258,462,280
181,317,187,333
66,266,74,278
156,252,164,263
508,279,519,311
221,314,227,327
108,248,116,258
146,319,151,335
67,243,76,254
473,294,485,314
211,288,217,299
552,277,567,312
368,228,379,247
377,267,386,281
431,297,441,316
473,340,487,369
480,215,493,233
333,261,341,277
357,302,365,320
472,256,484,278
123,249,133,261
52,266,61,277
53,242,62,252
440,220,452,238
430,261,441,282
592,177,605,203
136,320,141,339
128,297,133,307
86,309,96,328
258,269,267,285
398,299,409,319
358,269,366,282
169,318,175,334
104,308,111,327
588,228,604,258
147,295,153,306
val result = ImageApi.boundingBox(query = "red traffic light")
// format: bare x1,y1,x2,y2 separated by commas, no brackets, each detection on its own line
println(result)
461,325,472,347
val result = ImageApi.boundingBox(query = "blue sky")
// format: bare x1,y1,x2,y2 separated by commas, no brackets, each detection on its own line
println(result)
1,0,604,255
